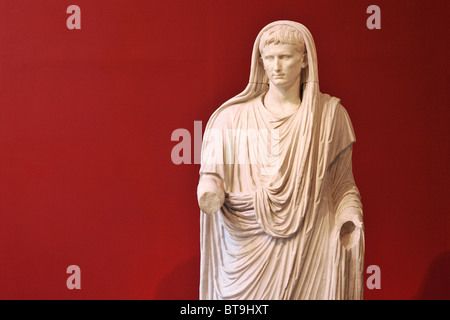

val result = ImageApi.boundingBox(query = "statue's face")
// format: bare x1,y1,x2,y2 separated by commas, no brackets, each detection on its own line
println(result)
260,43,306,89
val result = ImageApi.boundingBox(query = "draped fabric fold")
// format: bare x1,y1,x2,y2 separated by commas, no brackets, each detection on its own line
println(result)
199,21,364,300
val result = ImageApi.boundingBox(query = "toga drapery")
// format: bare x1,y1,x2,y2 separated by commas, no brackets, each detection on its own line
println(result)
199,21,364,300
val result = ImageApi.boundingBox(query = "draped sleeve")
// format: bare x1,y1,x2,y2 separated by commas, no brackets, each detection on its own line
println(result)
199,107,234,182
326,105,364,300
325,102,357,170
329,145,363,225
326,103,362,224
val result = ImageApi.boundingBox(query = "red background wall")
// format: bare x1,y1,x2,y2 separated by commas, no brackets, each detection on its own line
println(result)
0,0,448,299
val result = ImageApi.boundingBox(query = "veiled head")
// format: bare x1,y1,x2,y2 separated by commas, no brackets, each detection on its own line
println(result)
206,21,319,116
259,25,308,90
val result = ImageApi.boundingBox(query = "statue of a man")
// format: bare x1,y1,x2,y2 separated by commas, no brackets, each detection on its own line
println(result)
197,21,364,300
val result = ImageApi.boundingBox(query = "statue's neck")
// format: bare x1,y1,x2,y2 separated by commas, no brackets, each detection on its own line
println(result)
263,80,302,116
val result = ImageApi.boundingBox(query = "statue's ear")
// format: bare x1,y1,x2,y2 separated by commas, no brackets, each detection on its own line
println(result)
259,56,267,71
301,53,308,68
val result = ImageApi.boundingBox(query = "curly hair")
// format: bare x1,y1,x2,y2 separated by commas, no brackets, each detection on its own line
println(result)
259,24,306,56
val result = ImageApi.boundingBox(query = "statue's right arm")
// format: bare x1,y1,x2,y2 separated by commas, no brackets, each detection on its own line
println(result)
197,173,225,214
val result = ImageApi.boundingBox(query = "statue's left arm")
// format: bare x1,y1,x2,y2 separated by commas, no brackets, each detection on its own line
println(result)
330,144,363,250
326,102,363,250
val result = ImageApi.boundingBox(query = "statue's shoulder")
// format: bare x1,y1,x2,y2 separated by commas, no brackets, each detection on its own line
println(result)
319,92,353,122
208,97,258,127
318,92,355,142
319,93,342,113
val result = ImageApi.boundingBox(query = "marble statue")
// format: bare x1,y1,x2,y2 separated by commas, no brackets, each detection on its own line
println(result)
197,20,364,300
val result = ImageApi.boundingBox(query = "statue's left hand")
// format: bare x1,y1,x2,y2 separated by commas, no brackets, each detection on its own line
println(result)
336,210,363,250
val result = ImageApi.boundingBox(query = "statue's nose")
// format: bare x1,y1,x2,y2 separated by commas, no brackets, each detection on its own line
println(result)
274,58,281,71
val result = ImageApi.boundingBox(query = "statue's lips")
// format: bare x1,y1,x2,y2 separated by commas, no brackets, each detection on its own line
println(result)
272,74,285,79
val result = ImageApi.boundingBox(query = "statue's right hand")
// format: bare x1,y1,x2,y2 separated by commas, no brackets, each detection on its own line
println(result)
197,175,225,214
198,191,224,214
